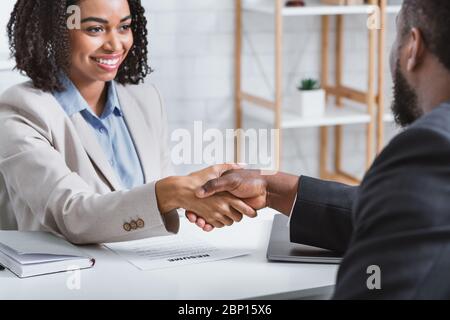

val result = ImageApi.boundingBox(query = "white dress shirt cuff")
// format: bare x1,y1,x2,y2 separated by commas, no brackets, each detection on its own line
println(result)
287,194,298,227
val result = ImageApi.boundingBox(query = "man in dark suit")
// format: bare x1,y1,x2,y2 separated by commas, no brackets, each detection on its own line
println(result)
188,0,450,299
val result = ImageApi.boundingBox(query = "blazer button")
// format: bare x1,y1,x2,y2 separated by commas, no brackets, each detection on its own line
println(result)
130,220,138,230
137,219,145,229
123,223,132,232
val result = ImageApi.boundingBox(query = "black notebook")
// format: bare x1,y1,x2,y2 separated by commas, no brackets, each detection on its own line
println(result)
267,215,341,264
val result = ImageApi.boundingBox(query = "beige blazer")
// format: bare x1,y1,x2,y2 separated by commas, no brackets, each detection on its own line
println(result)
0,81,179,244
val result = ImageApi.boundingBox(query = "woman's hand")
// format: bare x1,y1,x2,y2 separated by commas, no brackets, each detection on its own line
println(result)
185,211,213,232
186,168,267,231
183,165,257,229
155,164,255,231
182,191,257,228
184,164,242,231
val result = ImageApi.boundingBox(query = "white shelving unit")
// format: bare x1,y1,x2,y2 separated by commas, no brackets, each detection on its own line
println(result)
243,2,378,16
386,5,401,14
383,112,395,123
235,0,398,184
243,102,371,129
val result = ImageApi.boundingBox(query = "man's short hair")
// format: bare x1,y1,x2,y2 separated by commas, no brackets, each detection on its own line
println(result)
402,0,450,72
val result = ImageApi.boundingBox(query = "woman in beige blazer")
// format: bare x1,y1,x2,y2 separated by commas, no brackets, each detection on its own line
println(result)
0,0,255,244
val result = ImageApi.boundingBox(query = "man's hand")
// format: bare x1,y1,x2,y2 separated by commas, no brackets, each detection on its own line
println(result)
187,169,268,231
183,164,255,231
196,170,268,210
196,169,300,216
188,164,243,186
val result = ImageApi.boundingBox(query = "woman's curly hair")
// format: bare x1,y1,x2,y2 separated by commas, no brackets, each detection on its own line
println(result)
7,0,152,92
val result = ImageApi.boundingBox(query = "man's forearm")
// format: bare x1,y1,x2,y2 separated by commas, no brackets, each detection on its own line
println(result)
289,176,357,253
264,172,300,216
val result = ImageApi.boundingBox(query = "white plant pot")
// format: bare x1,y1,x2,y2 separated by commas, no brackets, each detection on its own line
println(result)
291,89,326,118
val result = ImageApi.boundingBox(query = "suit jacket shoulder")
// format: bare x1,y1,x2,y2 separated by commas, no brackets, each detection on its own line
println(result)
0,81,64,141
334,103,450,299
411,102,450,134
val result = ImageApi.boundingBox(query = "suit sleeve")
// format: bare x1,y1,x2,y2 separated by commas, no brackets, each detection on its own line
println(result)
289,176,357,254
333,126,450,299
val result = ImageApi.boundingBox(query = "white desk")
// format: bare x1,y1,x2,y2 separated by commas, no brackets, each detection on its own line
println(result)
0,210,338,300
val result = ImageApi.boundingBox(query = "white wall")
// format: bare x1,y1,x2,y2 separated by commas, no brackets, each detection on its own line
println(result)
0,0,400,178
0,0,27,90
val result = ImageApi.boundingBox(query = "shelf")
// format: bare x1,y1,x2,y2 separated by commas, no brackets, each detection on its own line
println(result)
383,112,395,123
386,5,401,14
243,102,371,129
243,1,378,16
243,1,401,17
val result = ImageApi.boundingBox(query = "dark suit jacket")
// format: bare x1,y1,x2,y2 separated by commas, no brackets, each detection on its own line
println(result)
290,102,450,299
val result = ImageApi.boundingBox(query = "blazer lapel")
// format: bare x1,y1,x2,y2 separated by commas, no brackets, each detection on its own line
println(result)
115,85,154,184
70,114,123,190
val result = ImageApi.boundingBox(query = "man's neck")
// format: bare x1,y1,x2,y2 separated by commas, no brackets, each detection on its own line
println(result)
418,63,450,114
419,86,450,115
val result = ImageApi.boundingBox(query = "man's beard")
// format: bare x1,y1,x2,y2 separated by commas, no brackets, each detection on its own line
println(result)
391,60,423,127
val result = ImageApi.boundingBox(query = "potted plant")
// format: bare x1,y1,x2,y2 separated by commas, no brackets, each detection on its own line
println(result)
286,0,305,6
292,78,326,118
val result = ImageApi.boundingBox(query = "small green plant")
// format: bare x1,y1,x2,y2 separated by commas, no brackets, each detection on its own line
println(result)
298,78,320,91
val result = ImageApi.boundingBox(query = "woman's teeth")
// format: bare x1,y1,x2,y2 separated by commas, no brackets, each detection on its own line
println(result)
94,58,120,66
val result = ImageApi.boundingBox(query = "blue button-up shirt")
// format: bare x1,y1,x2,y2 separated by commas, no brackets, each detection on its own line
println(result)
53,76,144,190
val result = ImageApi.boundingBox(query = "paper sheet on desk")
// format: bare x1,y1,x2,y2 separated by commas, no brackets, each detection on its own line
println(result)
104,235,249,271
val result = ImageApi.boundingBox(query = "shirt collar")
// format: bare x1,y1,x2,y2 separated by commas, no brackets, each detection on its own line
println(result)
53,74,122,118
102,80,122,118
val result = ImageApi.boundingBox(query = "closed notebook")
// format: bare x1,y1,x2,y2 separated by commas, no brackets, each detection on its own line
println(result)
0,231,95,278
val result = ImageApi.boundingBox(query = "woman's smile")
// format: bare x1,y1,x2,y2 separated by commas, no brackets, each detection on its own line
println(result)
91,53,124,72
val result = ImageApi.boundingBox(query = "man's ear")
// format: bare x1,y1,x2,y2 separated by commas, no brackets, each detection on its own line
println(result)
406,27,426,72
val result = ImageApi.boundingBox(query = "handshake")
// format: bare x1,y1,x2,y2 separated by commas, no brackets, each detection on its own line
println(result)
156,164,300,232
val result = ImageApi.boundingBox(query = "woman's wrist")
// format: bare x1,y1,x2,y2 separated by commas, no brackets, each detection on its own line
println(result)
155,176,184,214
155,176,198,214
